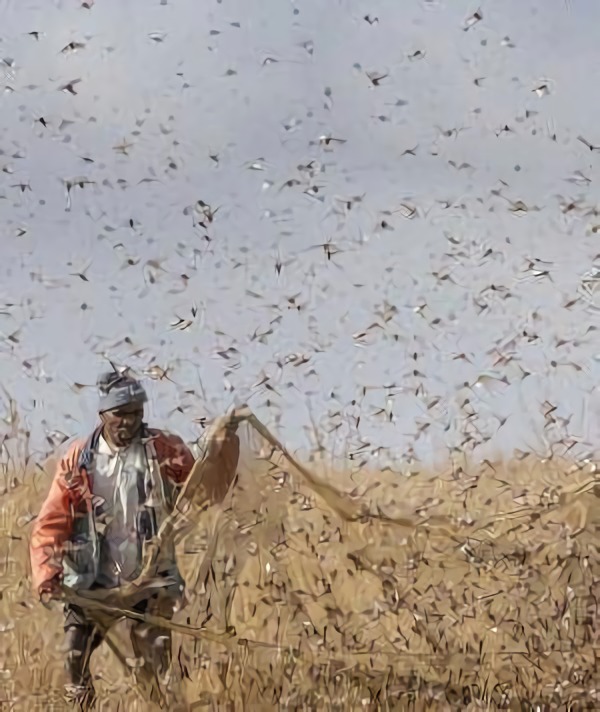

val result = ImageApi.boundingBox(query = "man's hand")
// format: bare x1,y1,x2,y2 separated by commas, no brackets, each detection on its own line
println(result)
39,577,64,604
202,407,244,460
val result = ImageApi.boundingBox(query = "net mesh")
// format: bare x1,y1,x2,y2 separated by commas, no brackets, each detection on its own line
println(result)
167,409,600,708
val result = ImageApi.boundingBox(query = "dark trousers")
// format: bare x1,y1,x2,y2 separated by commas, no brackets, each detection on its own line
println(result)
63,596,173,702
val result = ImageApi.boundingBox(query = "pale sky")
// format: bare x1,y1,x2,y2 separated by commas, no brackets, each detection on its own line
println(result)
0,0,598,468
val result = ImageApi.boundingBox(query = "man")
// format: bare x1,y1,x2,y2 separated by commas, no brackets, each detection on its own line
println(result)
30,370,196,708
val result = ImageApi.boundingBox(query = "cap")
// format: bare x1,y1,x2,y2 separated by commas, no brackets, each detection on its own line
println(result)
97,371,147,413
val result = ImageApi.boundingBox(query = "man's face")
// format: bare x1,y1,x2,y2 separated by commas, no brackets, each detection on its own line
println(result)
99,403,144,448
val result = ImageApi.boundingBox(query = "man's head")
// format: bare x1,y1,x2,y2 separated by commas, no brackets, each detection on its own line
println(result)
97,371,147,448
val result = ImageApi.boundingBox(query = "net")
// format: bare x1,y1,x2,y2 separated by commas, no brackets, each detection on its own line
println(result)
168,408,600,708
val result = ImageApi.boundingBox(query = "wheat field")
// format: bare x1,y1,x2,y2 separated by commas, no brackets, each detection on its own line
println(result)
1,427,599,710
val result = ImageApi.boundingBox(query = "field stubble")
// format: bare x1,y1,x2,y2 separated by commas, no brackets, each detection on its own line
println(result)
0,434,598,711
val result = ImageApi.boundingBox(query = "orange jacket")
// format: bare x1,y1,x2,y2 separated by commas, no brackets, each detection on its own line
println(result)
30,426,195,595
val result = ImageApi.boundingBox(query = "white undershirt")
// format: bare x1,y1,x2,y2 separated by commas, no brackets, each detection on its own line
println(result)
92,434,146,587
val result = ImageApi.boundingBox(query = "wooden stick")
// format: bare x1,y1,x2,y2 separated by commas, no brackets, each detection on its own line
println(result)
62,586,238,644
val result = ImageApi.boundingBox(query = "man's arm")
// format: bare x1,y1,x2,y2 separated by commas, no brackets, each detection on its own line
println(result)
156,432,196,485
30,447,78,597
157,426,240,502
187,422,240,505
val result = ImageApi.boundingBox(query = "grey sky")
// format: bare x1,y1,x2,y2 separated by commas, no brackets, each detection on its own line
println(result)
0,0,598,468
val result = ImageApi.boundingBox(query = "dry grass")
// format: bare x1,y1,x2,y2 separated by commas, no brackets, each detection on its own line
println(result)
1,432,599,710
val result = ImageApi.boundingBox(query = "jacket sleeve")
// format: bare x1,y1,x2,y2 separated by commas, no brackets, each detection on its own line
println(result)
30,445,79,595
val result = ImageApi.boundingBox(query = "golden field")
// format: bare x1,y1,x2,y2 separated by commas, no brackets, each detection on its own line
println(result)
1,430,599,711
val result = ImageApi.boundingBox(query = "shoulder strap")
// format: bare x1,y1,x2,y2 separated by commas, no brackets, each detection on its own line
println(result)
77,425,103,471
